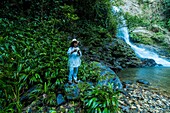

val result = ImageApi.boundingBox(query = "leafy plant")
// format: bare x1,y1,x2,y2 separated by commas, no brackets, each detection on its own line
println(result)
0,18,69,112
79,83,120,113
0,0,121,112
130,33,154,45
163,0,170,19
124,12,150,30
79,61,101,82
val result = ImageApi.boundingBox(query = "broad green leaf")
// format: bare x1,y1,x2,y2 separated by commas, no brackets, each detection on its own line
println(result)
17,64,23,74
44,82,47,93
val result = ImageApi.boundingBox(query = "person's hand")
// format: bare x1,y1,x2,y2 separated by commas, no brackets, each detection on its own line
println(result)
71,49,77,54
73,49,77,52
77,50,81,55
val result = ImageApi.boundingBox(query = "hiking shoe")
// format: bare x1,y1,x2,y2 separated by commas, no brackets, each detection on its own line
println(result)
68,81,72,85
74,80,78,84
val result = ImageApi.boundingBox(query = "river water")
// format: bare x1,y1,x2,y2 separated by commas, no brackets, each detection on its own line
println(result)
112,5,170,95
118,67,170,94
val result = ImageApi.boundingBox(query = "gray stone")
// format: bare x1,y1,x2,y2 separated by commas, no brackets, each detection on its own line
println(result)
121,106,130,113
140,58,157,67
56,94,65,105
95,62,123,90
64,83,79,100
136,79,150,85
123,80,133,85
120,90,129,96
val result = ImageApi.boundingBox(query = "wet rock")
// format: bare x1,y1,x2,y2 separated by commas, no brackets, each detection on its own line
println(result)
127,88,134,91
93,62,123,90
111,65,123,72
64,83,79,100
136,79,150,85
119,100,126,106
120,82,170,112
121,106,130,113
56,94,65,105
131,105,137,109
157,64,163,66
111,39,142,68
124,80,133,84
120,90,129,96
122,80,133,88
140,58,157,67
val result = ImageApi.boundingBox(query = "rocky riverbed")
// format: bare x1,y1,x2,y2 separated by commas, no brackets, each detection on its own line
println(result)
23,82,170,113
119,82,170,113
56,82,170,113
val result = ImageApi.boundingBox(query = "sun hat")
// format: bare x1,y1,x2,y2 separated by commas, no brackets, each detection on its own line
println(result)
71,39,79,43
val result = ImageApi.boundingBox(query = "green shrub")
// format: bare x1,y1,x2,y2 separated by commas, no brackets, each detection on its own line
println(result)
163,0,170,19
0,0,120,112
0,18,69,112
168,19,170,29
152,32,165,43
130,33,154,45
124,13,150,30
79,61,101,82
79,83,120,113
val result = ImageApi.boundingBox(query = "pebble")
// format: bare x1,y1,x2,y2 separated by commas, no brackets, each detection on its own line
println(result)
120,82,170,112
121,106,130,112
131,105,136,109
119,100,126,105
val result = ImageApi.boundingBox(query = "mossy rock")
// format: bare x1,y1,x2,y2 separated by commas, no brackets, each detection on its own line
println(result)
91,62,123,90
130,33,154,45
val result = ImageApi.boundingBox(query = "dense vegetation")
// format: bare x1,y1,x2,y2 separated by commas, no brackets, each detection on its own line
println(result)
163,0,170,30
1,0,169,112
0,0,121,112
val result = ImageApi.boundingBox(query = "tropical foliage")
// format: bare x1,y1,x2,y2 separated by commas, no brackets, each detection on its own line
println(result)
79,83,120,113
163,0,170,30
0,18,69,112
0,0,121,112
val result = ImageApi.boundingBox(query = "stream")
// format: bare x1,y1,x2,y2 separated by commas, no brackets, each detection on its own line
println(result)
118,67,170,94
112,5,170,95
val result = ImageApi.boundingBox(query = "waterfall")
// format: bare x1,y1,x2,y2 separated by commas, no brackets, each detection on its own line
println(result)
112,6,170,67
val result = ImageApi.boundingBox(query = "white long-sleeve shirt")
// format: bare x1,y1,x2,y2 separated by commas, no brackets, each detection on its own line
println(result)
67,47,82,67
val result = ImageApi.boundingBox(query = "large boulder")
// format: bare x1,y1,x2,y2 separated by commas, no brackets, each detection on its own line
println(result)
93,62,123,90
140,58,157,67
136,79,150,85
64,83,80,100
110,39,142,68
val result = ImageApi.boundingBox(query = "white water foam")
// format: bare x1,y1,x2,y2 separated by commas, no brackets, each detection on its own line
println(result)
112,6,170,66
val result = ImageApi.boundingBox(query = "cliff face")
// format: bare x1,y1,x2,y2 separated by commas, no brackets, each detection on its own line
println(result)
120,0,143,15
120,0,163,17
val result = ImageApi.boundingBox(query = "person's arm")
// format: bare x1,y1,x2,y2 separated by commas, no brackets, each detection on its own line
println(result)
77,48,82,57
67,47,77,55
67,47,72,55
71,49,77,54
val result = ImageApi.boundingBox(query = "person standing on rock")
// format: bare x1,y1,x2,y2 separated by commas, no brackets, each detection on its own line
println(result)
67,39,82,84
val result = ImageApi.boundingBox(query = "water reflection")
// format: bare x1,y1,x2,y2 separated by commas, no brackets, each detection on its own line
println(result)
118,67,170,94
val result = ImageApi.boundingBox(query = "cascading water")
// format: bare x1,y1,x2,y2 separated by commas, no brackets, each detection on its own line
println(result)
112,6,170,66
